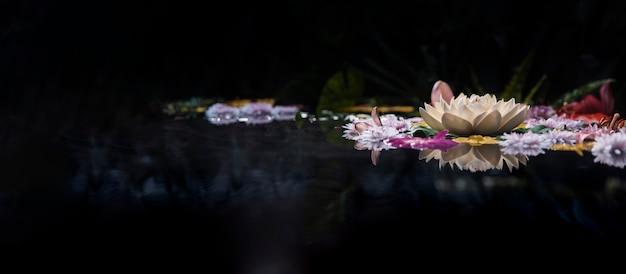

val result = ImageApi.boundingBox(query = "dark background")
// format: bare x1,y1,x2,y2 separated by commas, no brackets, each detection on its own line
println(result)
3,0,626,123
2,1,626,266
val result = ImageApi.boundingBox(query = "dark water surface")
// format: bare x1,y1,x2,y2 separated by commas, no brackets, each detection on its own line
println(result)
2,118,626,269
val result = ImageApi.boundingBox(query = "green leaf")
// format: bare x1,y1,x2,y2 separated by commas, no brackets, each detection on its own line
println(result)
410,125,441,137
501,51,535,101
295,111,304,129
551,78,615,108
316,67,365,115
530,125,552,134
523,74,548,104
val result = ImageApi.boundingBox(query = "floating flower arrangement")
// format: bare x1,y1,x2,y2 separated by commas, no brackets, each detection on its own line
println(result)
341,80,626,170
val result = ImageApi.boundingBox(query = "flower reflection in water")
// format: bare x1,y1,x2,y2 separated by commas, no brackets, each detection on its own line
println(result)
419,143,528,172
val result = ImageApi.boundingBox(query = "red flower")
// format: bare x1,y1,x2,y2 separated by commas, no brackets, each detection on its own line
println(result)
558,81,614,121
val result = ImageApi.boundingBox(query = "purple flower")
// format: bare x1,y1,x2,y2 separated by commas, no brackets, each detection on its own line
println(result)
524,117,584,131
206,103,240,125
527,105,558,120
240,102,274,124
499,132,552,156
541,130,577,145
591,132,626,168
387,130,458,151
575,123,613,143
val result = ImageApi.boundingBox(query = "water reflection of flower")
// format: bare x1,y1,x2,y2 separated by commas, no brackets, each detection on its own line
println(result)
419,143,528,172
387,130,459,151
499,132,553,156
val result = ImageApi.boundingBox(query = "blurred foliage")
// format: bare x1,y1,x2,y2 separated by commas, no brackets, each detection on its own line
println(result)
316,67,365,116
160,97,216,119
551,78,615,108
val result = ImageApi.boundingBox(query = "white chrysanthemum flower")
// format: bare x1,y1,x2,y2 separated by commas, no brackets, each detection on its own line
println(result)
379,114,413,132
591,132,626,168
542,130,577,145
353,126,401,151
419,93,529,136
342,123,360,140
499,132,552,156
525,117,584,131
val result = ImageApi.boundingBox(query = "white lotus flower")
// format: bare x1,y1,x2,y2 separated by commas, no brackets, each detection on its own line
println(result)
419,93,530,136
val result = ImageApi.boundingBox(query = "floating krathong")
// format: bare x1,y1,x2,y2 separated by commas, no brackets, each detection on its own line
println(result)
419,93,530,136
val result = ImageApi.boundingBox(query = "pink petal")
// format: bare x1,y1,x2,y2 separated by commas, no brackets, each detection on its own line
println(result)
371,106,382,126
599,81,614,115
355,121,371,133
371,150,381,166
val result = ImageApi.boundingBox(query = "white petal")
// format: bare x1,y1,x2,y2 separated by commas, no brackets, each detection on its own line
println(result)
441,112,475,136
497,105,529,133
474,144,502,167
474,111,502,135
441,143,471,161
419,107,446,131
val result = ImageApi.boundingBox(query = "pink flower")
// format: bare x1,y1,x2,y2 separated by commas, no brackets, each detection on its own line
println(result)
341,107,410,165
387,130,458,151
575,123,614,143
527,105,558,120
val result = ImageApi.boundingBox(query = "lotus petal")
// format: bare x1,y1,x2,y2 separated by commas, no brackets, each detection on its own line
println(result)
474,111,502,135
497,105,529,133
442,143,472,161
473,144,502,168
419,107,446,131
441,112,474,136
